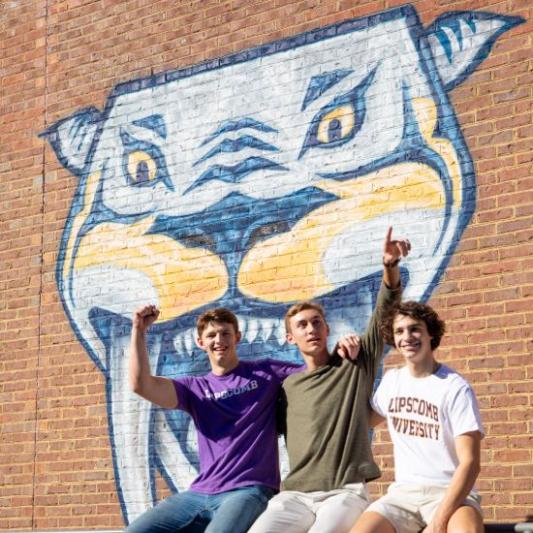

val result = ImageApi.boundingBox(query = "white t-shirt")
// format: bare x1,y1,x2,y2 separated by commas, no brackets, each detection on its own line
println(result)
372,364,484,487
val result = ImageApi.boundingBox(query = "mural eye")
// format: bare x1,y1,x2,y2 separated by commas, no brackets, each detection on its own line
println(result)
299,67,377,159
127,150,158,185
316,104,355,144
120,129,174,190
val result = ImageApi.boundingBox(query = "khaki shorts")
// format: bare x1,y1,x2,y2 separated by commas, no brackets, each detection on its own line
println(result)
367,483,482,533
249,483,369,533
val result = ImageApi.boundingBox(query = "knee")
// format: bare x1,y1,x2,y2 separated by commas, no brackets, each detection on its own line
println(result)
447,527,482,533
447,525,482,533
446,520,484,533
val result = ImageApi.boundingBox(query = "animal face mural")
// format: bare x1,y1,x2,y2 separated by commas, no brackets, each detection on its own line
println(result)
43,4,523,523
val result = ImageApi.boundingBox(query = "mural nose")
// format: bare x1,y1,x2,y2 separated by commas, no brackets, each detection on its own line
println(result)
153,187,337,295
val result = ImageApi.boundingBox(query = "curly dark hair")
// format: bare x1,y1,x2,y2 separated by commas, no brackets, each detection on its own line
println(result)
380,301,446,351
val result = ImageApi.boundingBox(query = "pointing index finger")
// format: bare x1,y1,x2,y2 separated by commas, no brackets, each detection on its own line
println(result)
385,226,393,244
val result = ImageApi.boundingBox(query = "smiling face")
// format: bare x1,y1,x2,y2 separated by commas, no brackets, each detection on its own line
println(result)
392,314,434,368
53,8,477,376
196,321,241,374
42,3,523,521
286,309,330,362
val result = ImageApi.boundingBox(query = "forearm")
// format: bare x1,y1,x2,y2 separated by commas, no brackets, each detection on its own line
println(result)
129,326,178,408
431,459,480,527
383,263,401,289
369,408,386,428
129,326,152,394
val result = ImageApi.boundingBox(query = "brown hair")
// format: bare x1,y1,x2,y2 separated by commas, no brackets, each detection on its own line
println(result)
380,301,446,350
284,301,326,333
196,307,239,336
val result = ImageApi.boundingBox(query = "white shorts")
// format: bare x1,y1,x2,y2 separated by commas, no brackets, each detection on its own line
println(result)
248,483,369,533
367,483,483,533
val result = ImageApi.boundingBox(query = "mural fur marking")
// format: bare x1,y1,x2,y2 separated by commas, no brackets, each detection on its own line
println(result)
41,4,523,524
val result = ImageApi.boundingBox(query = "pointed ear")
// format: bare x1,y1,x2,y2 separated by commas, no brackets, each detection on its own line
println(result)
40,107,103,176
425,11,524,91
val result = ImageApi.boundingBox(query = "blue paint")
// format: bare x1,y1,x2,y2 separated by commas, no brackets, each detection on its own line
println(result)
41,3,523,524
120,129,174,190
299,67,376,159
302,69,353,111
195,135,280,165
426,11,525,91
132,114,168,139
202,118,278,146
185,157,288,193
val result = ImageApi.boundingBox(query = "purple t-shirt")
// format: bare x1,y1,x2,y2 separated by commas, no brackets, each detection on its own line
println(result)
172,359,304,494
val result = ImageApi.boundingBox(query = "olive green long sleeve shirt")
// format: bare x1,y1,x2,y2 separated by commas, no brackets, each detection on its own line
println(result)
281,283,401,491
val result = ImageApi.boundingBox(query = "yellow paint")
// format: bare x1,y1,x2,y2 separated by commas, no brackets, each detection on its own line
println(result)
63,99,463,313
238,98,463,303
411,97,462,205
74,216,228,319
62,171,101,286
317,104,355,144
127,151,157,184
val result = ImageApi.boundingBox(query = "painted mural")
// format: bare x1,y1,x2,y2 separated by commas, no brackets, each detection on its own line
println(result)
42,5,523,524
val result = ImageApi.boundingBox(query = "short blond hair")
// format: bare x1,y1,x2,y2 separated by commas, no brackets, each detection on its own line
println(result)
284,301,326,333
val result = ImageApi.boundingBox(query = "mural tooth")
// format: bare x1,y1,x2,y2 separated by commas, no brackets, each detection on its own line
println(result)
245,319,259,343
261,318,275,341
173,333,185,355
236,314,248,338
276,322,287,347
184,330,195,357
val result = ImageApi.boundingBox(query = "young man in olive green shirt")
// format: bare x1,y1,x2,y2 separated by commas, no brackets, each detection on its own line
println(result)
249,227,410,533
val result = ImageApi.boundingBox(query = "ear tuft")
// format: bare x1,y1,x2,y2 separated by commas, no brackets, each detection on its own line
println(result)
425,11,525,91
40,107,103,176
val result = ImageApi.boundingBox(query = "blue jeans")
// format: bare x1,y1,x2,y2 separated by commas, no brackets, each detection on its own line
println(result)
124,485,275,533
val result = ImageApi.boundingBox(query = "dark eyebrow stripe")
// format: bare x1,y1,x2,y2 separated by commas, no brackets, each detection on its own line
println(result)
132,114,167,139
302,69,353,111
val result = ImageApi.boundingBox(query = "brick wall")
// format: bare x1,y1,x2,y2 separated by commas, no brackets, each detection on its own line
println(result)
1,0,531,529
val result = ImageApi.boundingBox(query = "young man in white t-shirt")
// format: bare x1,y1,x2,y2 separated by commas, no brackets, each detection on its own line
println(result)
350,301,484,533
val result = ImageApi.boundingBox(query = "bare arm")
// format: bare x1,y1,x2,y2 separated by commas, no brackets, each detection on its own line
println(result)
369,407,386,428
423,431,482,533
129,305,178,409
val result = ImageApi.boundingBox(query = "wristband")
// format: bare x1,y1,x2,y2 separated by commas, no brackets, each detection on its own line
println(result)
383,258,400,268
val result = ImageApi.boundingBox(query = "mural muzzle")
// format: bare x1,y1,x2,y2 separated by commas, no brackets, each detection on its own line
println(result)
41,4,523,524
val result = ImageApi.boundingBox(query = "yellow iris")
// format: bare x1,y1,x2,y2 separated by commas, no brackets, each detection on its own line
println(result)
127,150,157,184
316,104,355,144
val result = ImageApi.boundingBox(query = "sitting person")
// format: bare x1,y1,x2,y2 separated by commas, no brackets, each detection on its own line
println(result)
125,306,359,533
249,227,410,533
350,301,484,533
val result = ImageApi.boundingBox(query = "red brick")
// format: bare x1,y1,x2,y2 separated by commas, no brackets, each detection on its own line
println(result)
2,0,532,528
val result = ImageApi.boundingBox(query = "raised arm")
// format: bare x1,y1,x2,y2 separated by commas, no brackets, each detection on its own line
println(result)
382,226,410,289
359,227,410,365
422,431,483,533
129,304,178,409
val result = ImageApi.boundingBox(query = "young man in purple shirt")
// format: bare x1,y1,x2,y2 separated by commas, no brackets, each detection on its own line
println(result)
125,306,360,532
